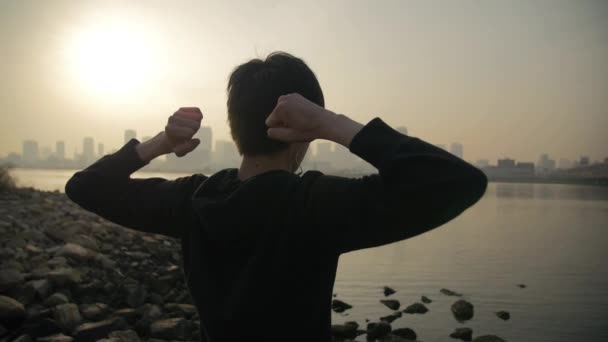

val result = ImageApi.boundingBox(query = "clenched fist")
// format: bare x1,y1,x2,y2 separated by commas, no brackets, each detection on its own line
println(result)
164,107,203,157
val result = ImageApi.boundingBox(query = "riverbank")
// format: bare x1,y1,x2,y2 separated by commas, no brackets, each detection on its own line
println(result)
0,187,512,341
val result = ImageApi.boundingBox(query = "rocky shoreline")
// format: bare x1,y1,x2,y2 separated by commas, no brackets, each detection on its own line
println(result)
0,187,511,342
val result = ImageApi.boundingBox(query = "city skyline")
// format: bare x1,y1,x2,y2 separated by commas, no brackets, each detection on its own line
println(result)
3,128,604,173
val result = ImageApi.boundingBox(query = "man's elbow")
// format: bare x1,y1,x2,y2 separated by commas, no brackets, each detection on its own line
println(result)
64,174,84,205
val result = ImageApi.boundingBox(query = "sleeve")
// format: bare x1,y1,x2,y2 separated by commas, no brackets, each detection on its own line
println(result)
64,139,208,239
307,117,488,254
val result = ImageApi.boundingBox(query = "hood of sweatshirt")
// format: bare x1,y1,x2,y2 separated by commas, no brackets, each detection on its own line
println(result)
189,168,299,242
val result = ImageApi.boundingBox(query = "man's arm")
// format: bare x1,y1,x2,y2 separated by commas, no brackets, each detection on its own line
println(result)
65,108,207,239
264,94,487,254
308,118,487,253
65,137,207,238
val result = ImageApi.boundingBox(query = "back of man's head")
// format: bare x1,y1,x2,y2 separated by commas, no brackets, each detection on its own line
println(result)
227,52,324,156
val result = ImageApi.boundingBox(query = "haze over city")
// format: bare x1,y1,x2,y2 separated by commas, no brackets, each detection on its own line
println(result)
1,0,607,163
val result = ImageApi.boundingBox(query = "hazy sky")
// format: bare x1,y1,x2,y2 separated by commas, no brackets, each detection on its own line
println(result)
1,0,607,162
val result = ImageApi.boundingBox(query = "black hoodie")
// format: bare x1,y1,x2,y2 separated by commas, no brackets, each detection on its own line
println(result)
65,117,487,341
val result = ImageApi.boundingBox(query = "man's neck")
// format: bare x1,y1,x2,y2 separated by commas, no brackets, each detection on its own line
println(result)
237,153,292,181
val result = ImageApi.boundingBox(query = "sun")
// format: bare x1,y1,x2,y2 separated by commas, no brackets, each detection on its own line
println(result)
64,20,160,99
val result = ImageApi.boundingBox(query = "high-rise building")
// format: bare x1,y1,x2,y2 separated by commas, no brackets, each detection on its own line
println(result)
396,126,408,136
98,143,105,157
124,129,137,144
214,140,239,168
22,140,39,164
83,137,95,162
537,153,556,174
450,143,464,159
55,141,65,160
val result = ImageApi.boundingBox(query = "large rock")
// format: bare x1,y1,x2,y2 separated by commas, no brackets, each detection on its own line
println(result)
472,335,506,342
73,318,128,342
149,318,192,340
0,295,26,328
441,288,463,296
383,286,396,297
44,293,70,307
331,324,358,339
55,243,92,262
0,268,24,292
380,311,402,323
366,321,391,340
380,299,400,311
450,327,473,341
79,303,109,321
495,311,510,320
331,299,353,313
108,329,141,342
53,303,82,333
403,303,428,314
451,300,474,321
37,333,74,342
392,327,417,340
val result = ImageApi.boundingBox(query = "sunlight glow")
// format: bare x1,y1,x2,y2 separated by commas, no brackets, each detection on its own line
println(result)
65,20,160,99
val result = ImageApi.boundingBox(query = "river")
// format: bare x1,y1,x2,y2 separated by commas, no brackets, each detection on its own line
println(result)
7,168,608,341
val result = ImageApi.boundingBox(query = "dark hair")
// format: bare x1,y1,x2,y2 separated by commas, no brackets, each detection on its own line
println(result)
227,51,324,156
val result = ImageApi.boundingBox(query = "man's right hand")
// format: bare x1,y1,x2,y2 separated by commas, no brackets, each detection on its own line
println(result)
265,94,363,148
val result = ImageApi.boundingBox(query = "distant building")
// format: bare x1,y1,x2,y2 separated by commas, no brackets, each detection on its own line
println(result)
579,156,590,167
450,143,464,159
475,159,489,168
396,126,408,136
55,141,65,160
497,158,516,168
124,129,137,144
537,153,556,174
316,142,332,163
98,143,104,157
214,140,239,168
83,137,95,163
22,140,39,164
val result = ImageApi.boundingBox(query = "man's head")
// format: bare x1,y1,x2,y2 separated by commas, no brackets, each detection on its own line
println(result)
227,52,324,156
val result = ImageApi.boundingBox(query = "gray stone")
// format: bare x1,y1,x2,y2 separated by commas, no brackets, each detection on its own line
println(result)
37,333,74,342
421,295,432,304
79,303,109,321
108,329,141,342
53,303,82,333
73,318,127,342
380,311,402,323
366,321,392,339
403,303,429,314
331,324,358,339
392,327,417,340
44,293,69,307
331,299,353,313
55,243,92,262
139,304,162,320
163,303,196,318
0,268,24,292
450,327,473,341
383,286,396,297
441,288,463,296
47,268,81,287
451,300,474,321
0,295,26,328
495,311,510,320
380,299,400,310
149,318,192,340
25,279,52,299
